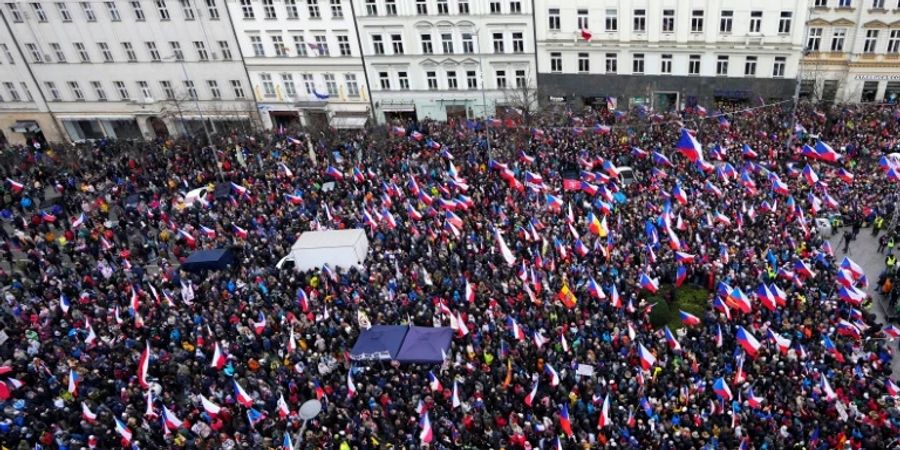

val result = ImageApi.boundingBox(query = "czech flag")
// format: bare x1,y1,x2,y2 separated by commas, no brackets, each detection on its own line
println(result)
347,369,357,398
247,408,266,426
211,342,226,369
837,168,854,184
114,417,133,444
675,128,704,162
741,144,758,159
200,225,217,239
200,394,222,416
802,164,819,185
546,194,563,211
664,326,681,350
638,343,656,370
283,433,294,450
713,377,733,401
679,310,700,327
767,329,792,354
524,380,539,407
419,412,434,444
639,273,659,293
71,212,86,229
587,277,604,299
277,393,291,418
652,151,673,167
736,326,761,357
675,265,687,287
746,387,764,408
508,317,526,341
234,379,254,407
888,379,900,397
672,183,688,205
814,141,840,163
325,166,344,180
675,251,696,264
882,324,900,338
822,334,845,362
82,402,97,423
559,404,573,436
840,257,865,279
232,224,248,239
545,363,560,386
163,405,184,430
793,260,816,279
137,342,151,389
756,284,777,311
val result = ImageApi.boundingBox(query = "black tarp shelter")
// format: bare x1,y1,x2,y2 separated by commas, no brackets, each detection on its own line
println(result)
181,248,235,272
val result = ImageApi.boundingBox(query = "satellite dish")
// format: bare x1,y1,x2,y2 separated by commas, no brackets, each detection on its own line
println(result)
298,399,322,420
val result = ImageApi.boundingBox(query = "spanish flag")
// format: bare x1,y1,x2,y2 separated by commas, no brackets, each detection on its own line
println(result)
558,283,578,309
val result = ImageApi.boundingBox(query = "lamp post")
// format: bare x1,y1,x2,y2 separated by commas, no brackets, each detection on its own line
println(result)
785,48,812,152
474,28,492,157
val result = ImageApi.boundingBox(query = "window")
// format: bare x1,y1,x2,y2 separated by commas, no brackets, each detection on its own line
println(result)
74,42,89,62
218,41,232,60
548,8,560,30
550,52,562,72
324,73,337,95
250,36,264,56
137,80,152,99
605,9,617,31
331,0,342,18
578,52,589,73
493,33,504,53
272,35,287,57
421,34,433,54
441,33,453,53
337,35,351,56
495,70,506,88
240,0,254,18
512,32,524,53
81,2,96,21
749,11,762,33
437,0,448,14
231,80,245,98
720,10,733,33
417,0,427,14
807,27,822,51
113,81,129,100
779,11,792,34
605,53,617,73
32,3,47,21
838,0,851,6
889,29,900,53
98,42,114,62
462,33,474,53
831,28,846,51
873,0,885,7
515,69,526,88
19,83,32,102
285,0,298,18
815,0,828,5
490,1,501,14
458,0,468,14
206,0,219,19
207,80,221,99
744,56,757,76
510,1,521,13
633,53,644,73
447,70,458,90
662,9,674,32
55,2,71,21
864,29,879,53
293,35,307,56
385,0,396,15
309,0,320,18
716,55,729,75
466,70,477,89
689,55,701,74
262,0,276,19
91,81,107,100
45,82,60,101
634,9,646,32
281,74,296,97
372,35,384,54
577,9,589,30
691,10,704,32
194,41,209,60
123,42,137,62
365,0,376,15
0,44,10,64
427,71,438,89
181,0,195,19
170,41,184,60
50,43,66,62
773,57,786,77
156,0,169,19
65,82,82,101
315,35,329,56
391,34,404,54
160,80,175,99
661,54,672,73
184,80,197,99
4,3,20,22
24,44,42,63
378,72,390,89
345,74,359,96
130,1,144,20
397,71,409,89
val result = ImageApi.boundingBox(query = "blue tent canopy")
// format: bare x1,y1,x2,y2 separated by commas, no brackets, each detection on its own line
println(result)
181,248,235,272
349,325,408,361
395,326,453,364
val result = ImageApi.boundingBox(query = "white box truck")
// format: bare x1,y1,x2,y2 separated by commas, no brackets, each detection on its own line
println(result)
276,229,369,272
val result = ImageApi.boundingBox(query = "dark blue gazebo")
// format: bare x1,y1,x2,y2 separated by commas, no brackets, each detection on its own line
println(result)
181,248,235,272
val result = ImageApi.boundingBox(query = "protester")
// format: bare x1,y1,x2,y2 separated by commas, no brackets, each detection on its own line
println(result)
0,101,899,450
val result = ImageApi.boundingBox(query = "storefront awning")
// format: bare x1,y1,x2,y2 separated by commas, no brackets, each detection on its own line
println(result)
10,121,40,133
380,104,416,112
330,116,368,129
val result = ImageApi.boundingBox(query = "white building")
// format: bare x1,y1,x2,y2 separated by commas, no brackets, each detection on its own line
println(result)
351,0,538,123
0,0,259,142
803,0,900,103
224,0,371,129
533,0,808,111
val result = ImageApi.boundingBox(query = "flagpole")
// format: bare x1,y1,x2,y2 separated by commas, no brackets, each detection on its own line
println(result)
475,28,492,158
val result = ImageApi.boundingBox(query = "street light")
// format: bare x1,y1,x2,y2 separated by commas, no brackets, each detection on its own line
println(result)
473,28,492,157
163,54,225,181
785,48,812,152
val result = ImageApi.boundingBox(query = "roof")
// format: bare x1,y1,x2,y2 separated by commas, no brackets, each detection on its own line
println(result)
292,229,365,249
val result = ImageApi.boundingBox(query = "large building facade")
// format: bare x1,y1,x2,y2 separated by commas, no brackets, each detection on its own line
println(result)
351,0,538,123
0,0,259,143
534,0,809,111
224,0,371,129
802,0,900,103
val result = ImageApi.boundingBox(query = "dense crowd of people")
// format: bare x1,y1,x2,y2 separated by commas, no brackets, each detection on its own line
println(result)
0,100,899,450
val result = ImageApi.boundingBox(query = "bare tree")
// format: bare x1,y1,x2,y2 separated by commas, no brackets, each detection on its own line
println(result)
501,72,541,127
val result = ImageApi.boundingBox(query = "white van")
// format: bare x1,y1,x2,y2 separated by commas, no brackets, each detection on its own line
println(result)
276,229,369,272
